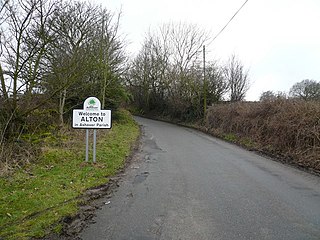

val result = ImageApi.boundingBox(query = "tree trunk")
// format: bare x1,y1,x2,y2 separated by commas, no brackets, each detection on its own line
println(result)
0,64,8,100
59,88,67,127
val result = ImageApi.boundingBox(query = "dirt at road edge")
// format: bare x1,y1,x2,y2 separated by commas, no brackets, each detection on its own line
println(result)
35,127,142,240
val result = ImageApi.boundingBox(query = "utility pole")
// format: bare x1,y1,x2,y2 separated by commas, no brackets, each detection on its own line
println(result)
100,16,107,109
203,45,206,118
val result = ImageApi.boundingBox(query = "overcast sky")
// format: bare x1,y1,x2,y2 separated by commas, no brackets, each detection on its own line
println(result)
93,0,320,101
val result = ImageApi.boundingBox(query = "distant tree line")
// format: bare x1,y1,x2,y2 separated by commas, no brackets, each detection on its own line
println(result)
260,79,320,102
0,0,127,142
126,23,250,121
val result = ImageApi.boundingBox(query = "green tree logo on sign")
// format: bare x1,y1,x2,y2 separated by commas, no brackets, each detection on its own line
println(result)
88,99,96,106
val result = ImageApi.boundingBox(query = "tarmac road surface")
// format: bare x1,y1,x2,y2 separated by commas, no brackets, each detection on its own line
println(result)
80,117,320,240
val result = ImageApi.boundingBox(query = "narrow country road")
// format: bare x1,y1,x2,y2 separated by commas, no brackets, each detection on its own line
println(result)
80,117,320,240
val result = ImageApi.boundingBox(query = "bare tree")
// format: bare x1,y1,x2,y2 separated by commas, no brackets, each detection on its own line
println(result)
166,22,211,118
43,1,127,125
0,0,8,27
127,42,153,111
260,90,276,102
95,9,127,109
0,0,59,144
260,90,287,101
0,0,128,168
205,61,228,103
128,22,213,119
45,0,100,125
127,26,174,111
166,22,210,73
289,79,320,101
223,54,250,102
0,0,55,107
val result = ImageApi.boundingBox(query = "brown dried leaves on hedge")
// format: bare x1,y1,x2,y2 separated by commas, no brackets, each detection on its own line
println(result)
206,100,320,171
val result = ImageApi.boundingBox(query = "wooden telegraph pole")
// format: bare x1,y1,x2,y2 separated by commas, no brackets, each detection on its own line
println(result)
203,45,206,118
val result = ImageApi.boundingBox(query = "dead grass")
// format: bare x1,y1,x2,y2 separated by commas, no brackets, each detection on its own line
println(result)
0,141,40,177
206,100,320,172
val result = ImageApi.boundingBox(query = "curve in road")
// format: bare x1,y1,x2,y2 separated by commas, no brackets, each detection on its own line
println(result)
80,117,320,240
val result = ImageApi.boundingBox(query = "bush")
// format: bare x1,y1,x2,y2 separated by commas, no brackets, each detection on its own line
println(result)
0,97,59,174
206,99,320,171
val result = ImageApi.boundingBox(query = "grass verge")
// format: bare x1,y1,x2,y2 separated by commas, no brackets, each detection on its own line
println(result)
0,110,140,239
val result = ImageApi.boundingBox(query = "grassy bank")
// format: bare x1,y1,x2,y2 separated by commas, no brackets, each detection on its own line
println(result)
0,110,140,240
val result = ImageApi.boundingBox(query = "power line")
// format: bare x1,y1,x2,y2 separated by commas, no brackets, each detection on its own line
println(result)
211,0,249,43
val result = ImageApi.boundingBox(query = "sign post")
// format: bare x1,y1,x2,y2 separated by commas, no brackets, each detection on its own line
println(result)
93,129,97,163
72,97,112,163
85,129,89,162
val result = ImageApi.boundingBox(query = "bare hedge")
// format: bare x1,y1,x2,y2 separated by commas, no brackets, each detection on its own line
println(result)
206,100,320,172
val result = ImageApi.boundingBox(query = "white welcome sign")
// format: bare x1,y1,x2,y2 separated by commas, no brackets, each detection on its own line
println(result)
72,97,111,129
72,97,112,163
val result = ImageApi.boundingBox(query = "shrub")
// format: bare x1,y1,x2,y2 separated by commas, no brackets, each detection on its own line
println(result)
206,99,320,171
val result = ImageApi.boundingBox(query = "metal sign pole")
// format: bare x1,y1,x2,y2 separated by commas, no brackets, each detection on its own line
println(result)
93,129,97,163
85,129,89,162
73,97,112,163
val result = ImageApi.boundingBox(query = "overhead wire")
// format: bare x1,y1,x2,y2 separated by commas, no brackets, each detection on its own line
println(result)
211,0,249,44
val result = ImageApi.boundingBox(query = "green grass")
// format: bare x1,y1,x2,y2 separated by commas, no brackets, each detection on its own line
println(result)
239,137,255,149
0,110,140,240
223,133,238,142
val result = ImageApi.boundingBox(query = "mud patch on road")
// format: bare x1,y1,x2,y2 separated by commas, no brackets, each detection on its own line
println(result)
36,178,120,240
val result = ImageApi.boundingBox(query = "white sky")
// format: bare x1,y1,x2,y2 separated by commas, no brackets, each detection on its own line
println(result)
93,0,320,100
